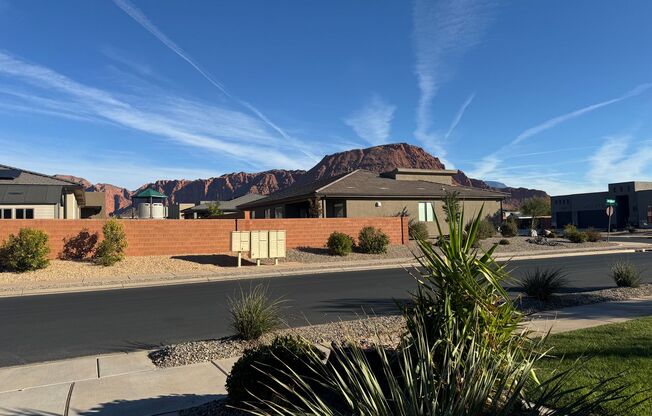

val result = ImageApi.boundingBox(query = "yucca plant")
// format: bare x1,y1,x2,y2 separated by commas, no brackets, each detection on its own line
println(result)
239,205,645,415
521,268,568,301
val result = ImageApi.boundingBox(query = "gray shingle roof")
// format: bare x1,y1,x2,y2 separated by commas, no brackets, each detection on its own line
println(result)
184,193,266,213
239,169,507,209
0,185,64,204
0,164,82,186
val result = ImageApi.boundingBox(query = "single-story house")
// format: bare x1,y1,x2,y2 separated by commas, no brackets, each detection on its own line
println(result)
238,168,508,235
552,181,652,229
0,164,104,219
181,193,266,219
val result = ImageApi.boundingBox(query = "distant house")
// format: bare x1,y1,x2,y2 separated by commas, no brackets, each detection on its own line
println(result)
238,168,508,235
0,164,104,219
180,193,265,219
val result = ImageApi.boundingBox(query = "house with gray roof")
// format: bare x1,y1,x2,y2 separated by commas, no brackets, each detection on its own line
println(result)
0,164,104,219
238,168,508,235
178,193,266,219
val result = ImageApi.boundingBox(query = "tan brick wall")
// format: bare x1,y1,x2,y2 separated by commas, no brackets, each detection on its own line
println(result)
0,217,406,258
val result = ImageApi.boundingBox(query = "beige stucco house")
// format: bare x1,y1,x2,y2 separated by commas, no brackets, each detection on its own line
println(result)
238,168,508,236
0,164,104,219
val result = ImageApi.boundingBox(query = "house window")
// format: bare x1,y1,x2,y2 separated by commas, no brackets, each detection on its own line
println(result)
418,202,434,222
1,209,11,219
265,208,271,219
26,209,34,219
274,207,283,219
14,208,34,219
15,209,24,219
332,201,345,218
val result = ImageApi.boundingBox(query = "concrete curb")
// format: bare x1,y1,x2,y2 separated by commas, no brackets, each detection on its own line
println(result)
1,245,651,299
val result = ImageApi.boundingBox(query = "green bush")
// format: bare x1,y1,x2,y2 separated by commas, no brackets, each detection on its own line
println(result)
226,335,324,405
228,285,284,340
94,219,127,266
547,230,558,238
466,219,495,240
408,219,429,241
500,220,518,237
358,226,389,254
498,238,510,245
521,268,568,301
564,224,588,243
0,228,50,272
326,232,354,256
611,261,641,288
585,228,602,242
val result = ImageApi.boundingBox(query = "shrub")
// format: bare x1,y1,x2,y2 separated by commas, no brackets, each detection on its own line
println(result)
358,226,389,254
521,268,568,301
627,225,636,233
585,227,602,243
466,219,495,240
500,220,518,237
61,229,98,260
94,219,127,266
0,228,50,272
228,284,284,340
408,219,429,241
564,224,587,243
498,238,510,245
226,335,324,405
611,261,641,288
547,230,558,238
326,232,354,256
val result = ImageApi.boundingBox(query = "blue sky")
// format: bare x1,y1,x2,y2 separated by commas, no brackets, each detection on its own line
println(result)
1,0,652,194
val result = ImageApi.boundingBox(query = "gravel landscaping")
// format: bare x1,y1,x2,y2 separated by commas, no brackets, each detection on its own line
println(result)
286,243,415,263
480,236,616,253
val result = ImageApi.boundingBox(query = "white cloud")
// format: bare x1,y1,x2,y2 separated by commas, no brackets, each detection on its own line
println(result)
112,0,317,162
586,136,652,186
0,51,313,170
444,92,475,140
344,95,396,145
413,0,493,155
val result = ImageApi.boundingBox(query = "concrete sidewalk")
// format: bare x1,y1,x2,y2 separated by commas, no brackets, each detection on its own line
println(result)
0,350,239,416
0,297,650,416
1,242,651,299
526,295,652,335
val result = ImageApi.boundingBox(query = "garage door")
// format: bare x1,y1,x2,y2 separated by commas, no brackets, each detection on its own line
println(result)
577,210,608,229
556,212,572,227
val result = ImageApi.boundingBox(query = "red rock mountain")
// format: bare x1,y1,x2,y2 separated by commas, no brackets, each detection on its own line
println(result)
58,143,547,214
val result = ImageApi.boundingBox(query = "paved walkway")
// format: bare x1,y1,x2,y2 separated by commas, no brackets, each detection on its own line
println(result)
0,297,650,416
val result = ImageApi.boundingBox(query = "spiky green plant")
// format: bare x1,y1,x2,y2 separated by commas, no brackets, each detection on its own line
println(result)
239,205,645,415
228,284,285,340
521,268,569,301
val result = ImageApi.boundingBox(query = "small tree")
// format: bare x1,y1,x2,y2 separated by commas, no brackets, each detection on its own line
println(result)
308,197,322,218
442,190,461,223
0,228,50,272
206,201,222,218
94,219,128,266
521,196,550,230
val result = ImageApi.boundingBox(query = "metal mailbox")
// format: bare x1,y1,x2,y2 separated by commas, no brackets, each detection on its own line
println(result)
250,230,269,260
231,231,251,252
268,230,286,259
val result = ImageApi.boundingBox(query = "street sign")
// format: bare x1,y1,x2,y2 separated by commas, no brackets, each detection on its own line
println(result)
606,206,614,217
606,198,616,205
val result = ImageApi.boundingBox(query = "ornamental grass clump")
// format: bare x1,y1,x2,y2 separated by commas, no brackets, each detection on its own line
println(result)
408,219,429,241
239,205,644,416
611,261,642,288
0,228,50,272
94,219,127,266
521,268,568,301
228,284,285,340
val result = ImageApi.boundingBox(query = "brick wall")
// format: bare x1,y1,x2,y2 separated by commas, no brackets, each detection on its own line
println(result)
237,217,407,249
0,216,407,258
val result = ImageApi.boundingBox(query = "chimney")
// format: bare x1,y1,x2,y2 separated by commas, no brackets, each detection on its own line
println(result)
381,168,458,185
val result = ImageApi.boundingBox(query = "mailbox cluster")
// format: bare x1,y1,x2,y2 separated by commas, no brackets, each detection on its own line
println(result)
231,230,286,267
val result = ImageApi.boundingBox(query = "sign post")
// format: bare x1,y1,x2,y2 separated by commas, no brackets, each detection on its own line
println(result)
606,198,616,242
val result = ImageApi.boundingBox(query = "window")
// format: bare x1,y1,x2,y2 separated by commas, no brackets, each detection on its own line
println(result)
274,207,283,219
1,209,11,219
418,202,434,222
332,201,345,218
265,208,271,219
15,208,24,219
26,209,34,219
648,206,652,224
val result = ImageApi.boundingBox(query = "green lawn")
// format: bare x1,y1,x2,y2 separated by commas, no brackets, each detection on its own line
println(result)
536,316,652,416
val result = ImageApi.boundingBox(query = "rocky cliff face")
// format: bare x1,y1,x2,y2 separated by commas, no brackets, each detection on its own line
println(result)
58,143,549,215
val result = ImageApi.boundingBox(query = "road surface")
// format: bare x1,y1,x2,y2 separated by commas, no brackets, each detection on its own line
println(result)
1,251,651,366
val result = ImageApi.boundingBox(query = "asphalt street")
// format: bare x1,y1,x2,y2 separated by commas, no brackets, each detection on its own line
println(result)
1,251,651,366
